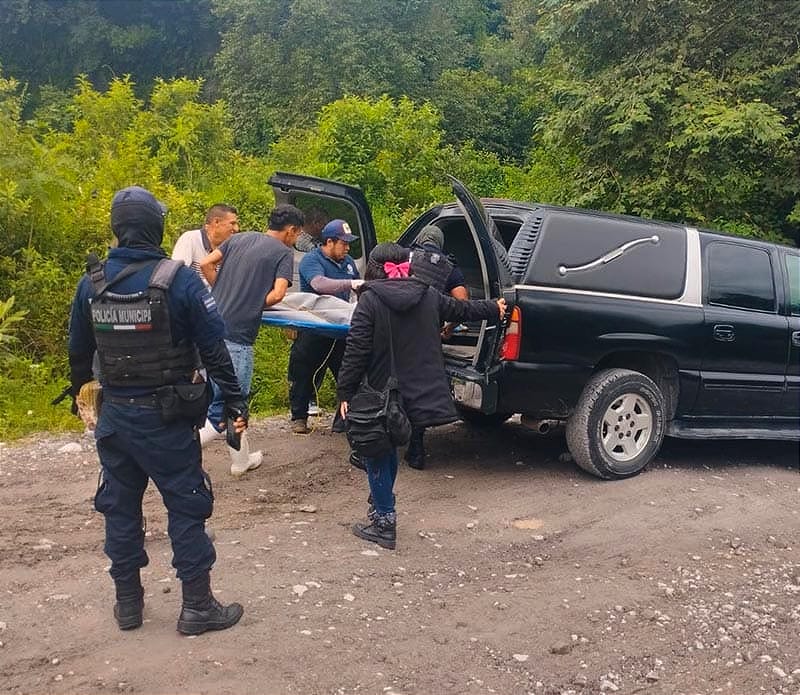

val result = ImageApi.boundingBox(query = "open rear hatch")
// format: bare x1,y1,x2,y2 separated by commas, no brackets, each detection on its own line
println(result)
269,172,378,277
397,176,507,371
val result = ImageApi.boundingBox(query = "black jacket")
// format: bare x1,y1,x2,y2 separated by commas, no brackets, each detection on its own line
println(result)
337,278,499,427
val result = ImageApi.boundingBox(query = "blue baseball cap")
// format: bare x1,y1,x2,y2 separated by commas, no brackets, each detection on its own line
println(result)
321,219,358,243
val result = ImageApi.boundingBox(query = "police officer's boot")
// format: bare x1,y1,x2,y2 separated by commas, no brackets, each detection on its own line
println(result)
113,573,144,630
404,427,426,470
229,431,263,478
176,571,244,635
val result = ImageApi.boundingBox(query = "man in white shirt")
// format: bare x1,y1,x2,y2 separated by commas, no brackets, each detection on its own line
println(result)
172,204,240,287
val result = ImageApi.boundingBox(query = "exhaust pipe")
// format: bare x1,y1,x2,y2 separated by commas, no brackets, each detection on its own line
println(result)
521,416,562,435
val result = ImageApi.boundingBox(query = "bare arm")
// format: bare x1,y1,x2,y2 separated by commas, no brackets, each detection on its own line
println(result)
199,248,224,286
449,285,469,300
265,278,290,307
441,285,470,337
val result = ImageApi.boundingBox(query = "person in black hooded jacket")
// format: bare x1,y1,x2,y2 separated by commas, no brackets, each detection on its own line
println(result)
337,243,506,549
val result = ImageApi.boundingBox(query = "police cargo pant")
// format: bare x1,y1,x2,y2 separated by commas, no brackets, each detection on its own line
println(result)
93,401,216,583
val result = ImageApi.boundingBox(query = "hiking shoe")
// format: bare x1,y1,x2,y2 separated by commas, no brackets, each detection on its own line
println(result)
352,517,396,550
307,401,321,416
291,418,310,434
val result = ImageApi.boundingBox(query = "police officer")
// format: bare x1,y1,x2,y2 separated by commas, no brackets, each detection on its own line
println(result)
68,186,247,635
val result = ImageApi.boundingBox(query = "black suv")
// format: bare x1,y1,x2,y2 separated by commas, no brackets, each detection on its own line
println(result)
269,173,800,479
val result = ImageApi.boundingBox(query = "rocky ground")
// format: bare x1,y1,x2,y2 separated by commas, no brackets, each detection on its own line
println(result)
0,414,798,695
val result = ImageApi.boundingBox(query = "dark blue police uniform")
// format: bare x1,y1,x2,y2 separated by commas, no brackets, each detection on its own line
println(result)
68,186,245,634
70,246,222,582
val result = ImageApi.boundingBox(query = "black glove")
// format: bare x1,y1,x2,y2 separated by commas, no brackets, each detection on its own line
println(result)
224,398,249,427
224,398,248,451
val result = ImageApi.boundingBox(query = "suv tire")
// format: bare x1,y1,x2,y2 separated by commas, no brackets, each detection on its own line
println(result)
566,368,666,480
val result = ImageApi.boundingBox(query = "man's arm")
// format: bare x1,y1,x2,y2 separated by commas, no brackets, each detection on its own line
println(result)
67,278,97,412
308,275,359,295
199,248,223,286
265,278,290,306
449,285,469,300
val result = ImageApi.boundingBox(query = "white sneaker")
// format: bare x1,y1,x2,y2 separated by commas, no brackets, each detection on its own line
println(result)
307,400,321,416
199,419,222,447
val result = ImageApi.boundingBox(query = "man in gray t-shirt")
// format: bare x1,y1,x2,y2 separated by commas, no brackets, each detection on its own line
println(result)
198,204,304,477
212,232,294,344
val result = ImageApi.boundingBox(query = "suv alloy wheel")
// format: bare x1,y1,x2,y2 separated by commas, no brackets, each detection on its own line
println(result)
566,368,666,479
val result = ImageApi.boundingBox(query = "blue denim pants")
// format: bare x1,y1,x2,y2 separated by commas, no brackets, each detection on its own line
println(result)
364,448,398,516
207,340,253,431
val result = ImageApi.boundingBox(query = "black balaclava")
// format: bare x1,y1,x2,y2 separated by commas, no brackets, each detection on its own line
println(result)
110,186,167,252
414,224,444,250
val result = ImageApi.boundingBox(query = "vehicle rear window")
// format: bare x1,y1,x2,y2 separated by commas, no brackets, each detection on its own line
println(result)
706,242,775,312
524,212,687,299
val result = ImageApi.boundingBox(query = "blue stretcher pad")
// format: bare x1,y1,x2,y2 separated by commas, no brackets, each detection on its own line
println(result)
261,292,354,339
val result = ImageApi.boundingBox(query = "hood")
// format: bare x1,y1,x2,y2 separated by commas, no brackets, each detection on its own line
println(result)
364,278,428,312
110,186,167,251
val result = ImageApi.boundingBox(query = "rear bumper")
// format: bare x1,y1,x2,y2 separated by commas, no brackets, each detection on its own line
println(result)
445,360,591,417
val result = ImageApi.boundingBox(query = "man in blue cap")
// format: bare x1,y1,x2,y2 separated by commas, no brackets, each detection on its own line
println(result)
288,219,362,433
68,185,248,635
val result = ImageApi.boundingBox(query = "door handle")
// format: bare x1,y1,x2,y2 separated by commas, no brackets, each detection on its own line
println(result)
792,331,800,347
713,324,735,342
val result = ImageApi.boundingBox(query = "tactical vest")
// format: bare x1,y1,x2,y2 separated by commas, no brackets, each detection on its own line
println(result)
409,247,454,293
87,255,200,388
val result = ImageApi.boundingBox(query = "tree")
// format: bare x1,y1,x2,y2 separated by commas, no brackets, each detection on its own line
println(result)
505,0,800,241
211,0,492,152
0,0,220,106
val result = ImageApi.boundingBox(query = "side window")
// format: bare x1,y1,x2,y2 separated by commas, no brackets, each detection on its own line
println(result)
707,243,775,312
785,254,800,316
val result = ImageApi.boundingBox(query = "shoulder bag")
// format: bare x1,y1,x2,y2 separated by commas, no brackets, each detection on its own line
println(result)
345,302,412,458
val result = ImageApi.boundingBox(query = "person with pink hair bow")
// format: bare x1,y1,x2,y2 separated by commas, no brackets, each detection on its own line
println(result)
337,243,506,549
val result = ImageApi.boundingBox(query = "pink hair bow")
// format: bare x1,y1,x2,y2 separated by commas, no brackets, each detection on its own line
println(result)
384,261,410,279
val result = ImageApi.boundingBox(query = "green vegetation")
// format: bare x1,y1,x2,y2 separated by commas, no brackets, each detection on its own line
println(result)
0,0,797,438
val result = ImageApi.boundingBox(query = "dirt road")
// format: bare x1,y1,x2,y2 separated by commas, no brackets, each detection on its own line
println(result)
1,415,798,695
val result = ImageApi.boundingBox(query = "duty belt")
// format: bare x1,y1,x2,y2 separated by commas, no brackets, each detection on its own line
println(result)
106,393,160,408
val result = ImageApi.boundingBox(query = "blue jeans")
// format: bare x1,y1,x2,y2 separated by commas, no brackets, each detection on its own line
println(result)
207,340,253,431
364,449,398,516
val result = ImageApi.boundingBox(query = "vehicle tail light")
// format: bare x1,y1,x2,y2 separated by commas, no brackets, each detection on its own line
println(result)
499,306,521,361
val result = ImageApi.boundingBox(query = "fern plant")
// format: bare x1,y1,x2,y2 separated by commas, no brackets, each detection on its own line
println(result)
0,296,26,365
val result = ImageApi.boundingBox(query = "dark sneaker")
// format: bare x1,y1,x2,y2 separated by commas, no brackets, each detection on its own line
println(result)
352,518,396,550
177,597,244,635
405,452,425,470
